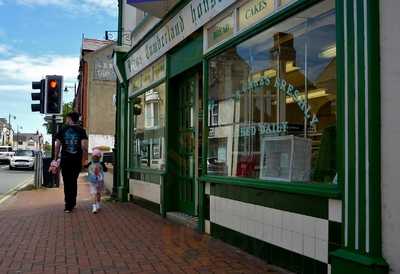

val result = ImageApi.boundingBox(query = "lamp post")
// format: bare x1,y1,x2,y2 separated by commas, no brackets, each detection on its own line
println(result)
64,83,76,94
16,126,23,150
8,114,16,146
0,123,4,145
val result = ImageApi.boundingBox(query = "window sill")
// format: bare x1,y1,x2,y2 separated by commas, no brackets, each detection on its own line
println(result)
127,168,166,176
199,175,341,198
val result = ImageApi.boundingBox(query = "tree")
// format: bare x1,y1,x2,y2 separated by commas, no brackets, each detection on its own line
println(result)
62,102,73,120
45,102,74,134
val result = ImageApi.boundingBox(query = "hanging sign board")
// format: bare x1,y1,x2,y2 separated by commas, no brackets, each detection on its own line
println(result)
125,0,236,80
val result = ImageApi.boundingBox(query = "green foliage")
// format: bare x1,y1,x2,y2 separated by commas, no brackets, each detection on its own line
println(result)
45,102,73,134
62,102,74,120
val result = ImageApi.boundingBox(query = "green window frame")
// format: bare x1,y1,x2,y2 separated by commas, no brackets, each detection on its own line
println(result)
128,57,167,176
200,0,342,198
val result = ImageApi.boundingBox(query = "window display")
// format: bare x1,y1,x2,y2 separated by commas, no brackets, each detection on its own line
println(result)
131,83,166,170
207,0,336,183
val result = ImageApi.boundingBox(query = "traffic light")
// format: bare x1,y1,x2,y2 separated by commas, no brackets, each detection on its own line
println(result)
31,79,45,113
45,75,63,114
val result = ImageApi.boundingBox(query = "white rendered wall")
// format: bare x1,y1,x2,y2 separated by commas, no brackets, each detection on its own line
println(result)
380,1,400,273
88,134,114,153
122,2,144,32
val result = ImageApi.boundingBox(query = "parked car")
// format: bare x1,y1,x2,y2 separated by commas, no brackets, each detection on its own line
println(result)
0,145,15,164
9,150,35,170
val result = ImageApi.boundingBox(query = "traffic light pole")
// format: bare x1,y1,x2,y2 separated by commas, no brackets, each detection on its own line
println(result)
51,115,56,160
50,115,60,187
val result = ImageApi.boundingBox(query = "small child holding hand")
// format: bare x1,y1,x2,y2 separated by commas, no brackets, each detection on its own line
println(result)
85,149,107,214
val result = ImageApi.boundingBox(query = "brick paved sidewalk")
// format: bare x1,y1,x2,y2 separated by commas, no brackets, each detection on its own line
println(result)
0,175,286,274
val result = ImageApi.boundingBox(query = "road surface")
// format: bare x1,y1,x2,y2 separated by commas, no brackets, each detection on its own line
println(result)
0,164,33,196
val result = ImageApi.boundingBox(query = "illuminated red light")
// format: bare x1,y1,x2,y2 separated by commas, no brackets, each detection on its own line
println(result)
49,79,57,89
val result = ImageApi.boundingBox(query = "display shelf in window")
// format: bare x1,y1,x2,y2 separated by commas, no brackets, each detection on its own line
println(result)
259,135,311,182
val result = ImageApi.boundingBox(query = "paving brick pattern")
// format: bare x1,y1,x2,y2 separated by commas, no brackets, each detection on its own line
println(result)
0,176,286,274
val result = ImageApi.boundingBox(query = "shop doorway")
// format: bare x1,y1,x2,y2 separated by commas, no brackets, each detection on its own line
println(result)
168,66,202,216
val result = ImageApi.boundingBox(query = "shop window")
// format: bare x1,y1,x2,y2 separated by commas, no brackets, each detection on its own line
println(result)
131,83,166,170
208,102,219,126
207,0,336,184
129,57,166,94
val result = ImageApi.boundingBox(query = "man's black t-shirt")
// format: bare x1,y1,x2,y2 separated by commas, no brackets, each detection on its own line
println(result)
55,125,88,162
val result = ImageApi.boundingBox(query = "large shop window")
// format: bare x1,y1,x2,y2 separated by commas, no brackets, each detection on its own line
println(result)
207,0,337,184
131,83,166,170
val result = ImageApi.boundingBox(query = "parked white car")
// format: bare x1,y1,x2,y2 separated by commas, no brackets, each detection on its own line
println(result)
0,146,15,164
9,150,35,170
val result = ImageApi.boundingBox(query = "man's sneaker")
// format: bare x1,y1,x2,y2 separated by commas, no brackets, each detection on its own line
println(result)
92,204,97,214
64,209,72,213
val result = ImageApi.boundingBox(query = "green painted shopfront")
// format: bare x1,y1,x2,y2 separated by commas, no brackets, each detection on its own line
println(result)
113,0,398,273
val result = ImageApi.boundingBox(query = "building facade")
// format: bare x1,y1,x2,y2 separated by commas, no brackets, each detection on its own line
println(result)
75,38,117,154
13,132,43,151
113,0,399,273
0,118,14,146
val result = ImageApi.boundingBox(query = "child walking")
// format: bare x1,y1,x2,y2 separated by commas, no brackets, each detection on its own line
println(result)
86,149,108,214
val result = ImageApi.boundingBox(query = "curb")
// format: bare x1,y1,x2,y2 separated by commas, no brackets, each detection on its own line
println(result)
0,177,35,205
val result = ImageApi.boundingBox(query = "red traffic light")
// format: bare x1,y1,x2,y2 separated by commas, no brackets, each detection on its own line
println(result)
49,79,58,89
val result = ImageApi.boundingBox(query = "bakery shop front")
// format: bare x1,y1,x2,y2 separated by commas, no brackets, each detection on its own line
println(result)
117,0,387,273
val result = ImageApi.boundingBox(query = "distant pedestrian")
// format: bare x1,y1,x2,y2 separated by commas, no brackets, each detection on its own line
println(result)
85,149,107,214
54,112,88,213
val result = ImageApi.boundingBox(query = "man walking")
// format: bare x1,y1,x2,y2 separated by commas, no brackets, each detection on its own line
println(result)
54,112,88,213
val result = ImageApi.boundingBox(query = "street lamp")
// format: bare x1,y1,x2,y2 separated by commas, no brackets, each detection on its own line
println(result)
16,126,23,150
8,114,16,146
64,83,76,94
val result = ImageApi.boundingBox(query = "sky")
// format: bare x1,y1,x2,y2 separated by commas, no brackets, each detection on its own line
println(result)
0,0,118,140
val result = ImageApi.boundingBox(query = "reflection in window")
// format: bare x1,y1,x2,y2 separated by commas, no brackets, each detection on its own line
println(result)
207,0,336,183
131,83,166,170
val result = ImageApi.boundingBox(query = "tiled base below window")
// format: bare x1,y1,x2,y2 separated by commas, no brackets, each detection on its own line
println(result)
211,222,328,274
209,196,329,263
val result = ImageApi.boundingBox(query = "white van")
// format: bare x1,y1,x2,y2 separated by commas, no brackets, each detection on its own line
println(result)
0,146,15,164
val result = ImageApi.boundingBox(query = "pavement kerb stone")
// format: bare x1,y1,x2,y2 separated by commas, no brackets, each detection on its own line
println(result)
0,176,34,205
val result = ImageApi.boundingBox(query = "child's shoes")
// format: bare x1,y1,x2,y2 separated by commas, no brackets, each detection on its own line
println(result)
92,204,97,214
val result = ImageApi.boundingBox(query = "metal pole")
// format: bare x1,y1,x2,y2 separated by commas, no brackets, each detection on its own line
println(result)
8,113,10,145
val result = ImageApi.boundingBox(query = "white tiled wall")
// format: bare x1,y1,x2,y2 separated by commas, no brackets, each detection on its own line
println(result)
209,196,329,263
129,179,161,204
329,199,342,223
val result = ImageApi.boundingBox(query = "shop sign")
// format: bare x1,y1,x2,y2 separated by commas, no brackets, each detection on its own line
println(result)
238,0,275,31
235,77,319,126
94,59,116,81
125,0,236,80
240,122,288,137
207,14,234,47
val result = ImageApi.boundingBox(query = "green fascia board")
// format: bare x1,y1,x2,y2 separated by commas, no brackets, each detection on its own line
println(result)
169,34,203,78
199,175,341,198
331,249,388,274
